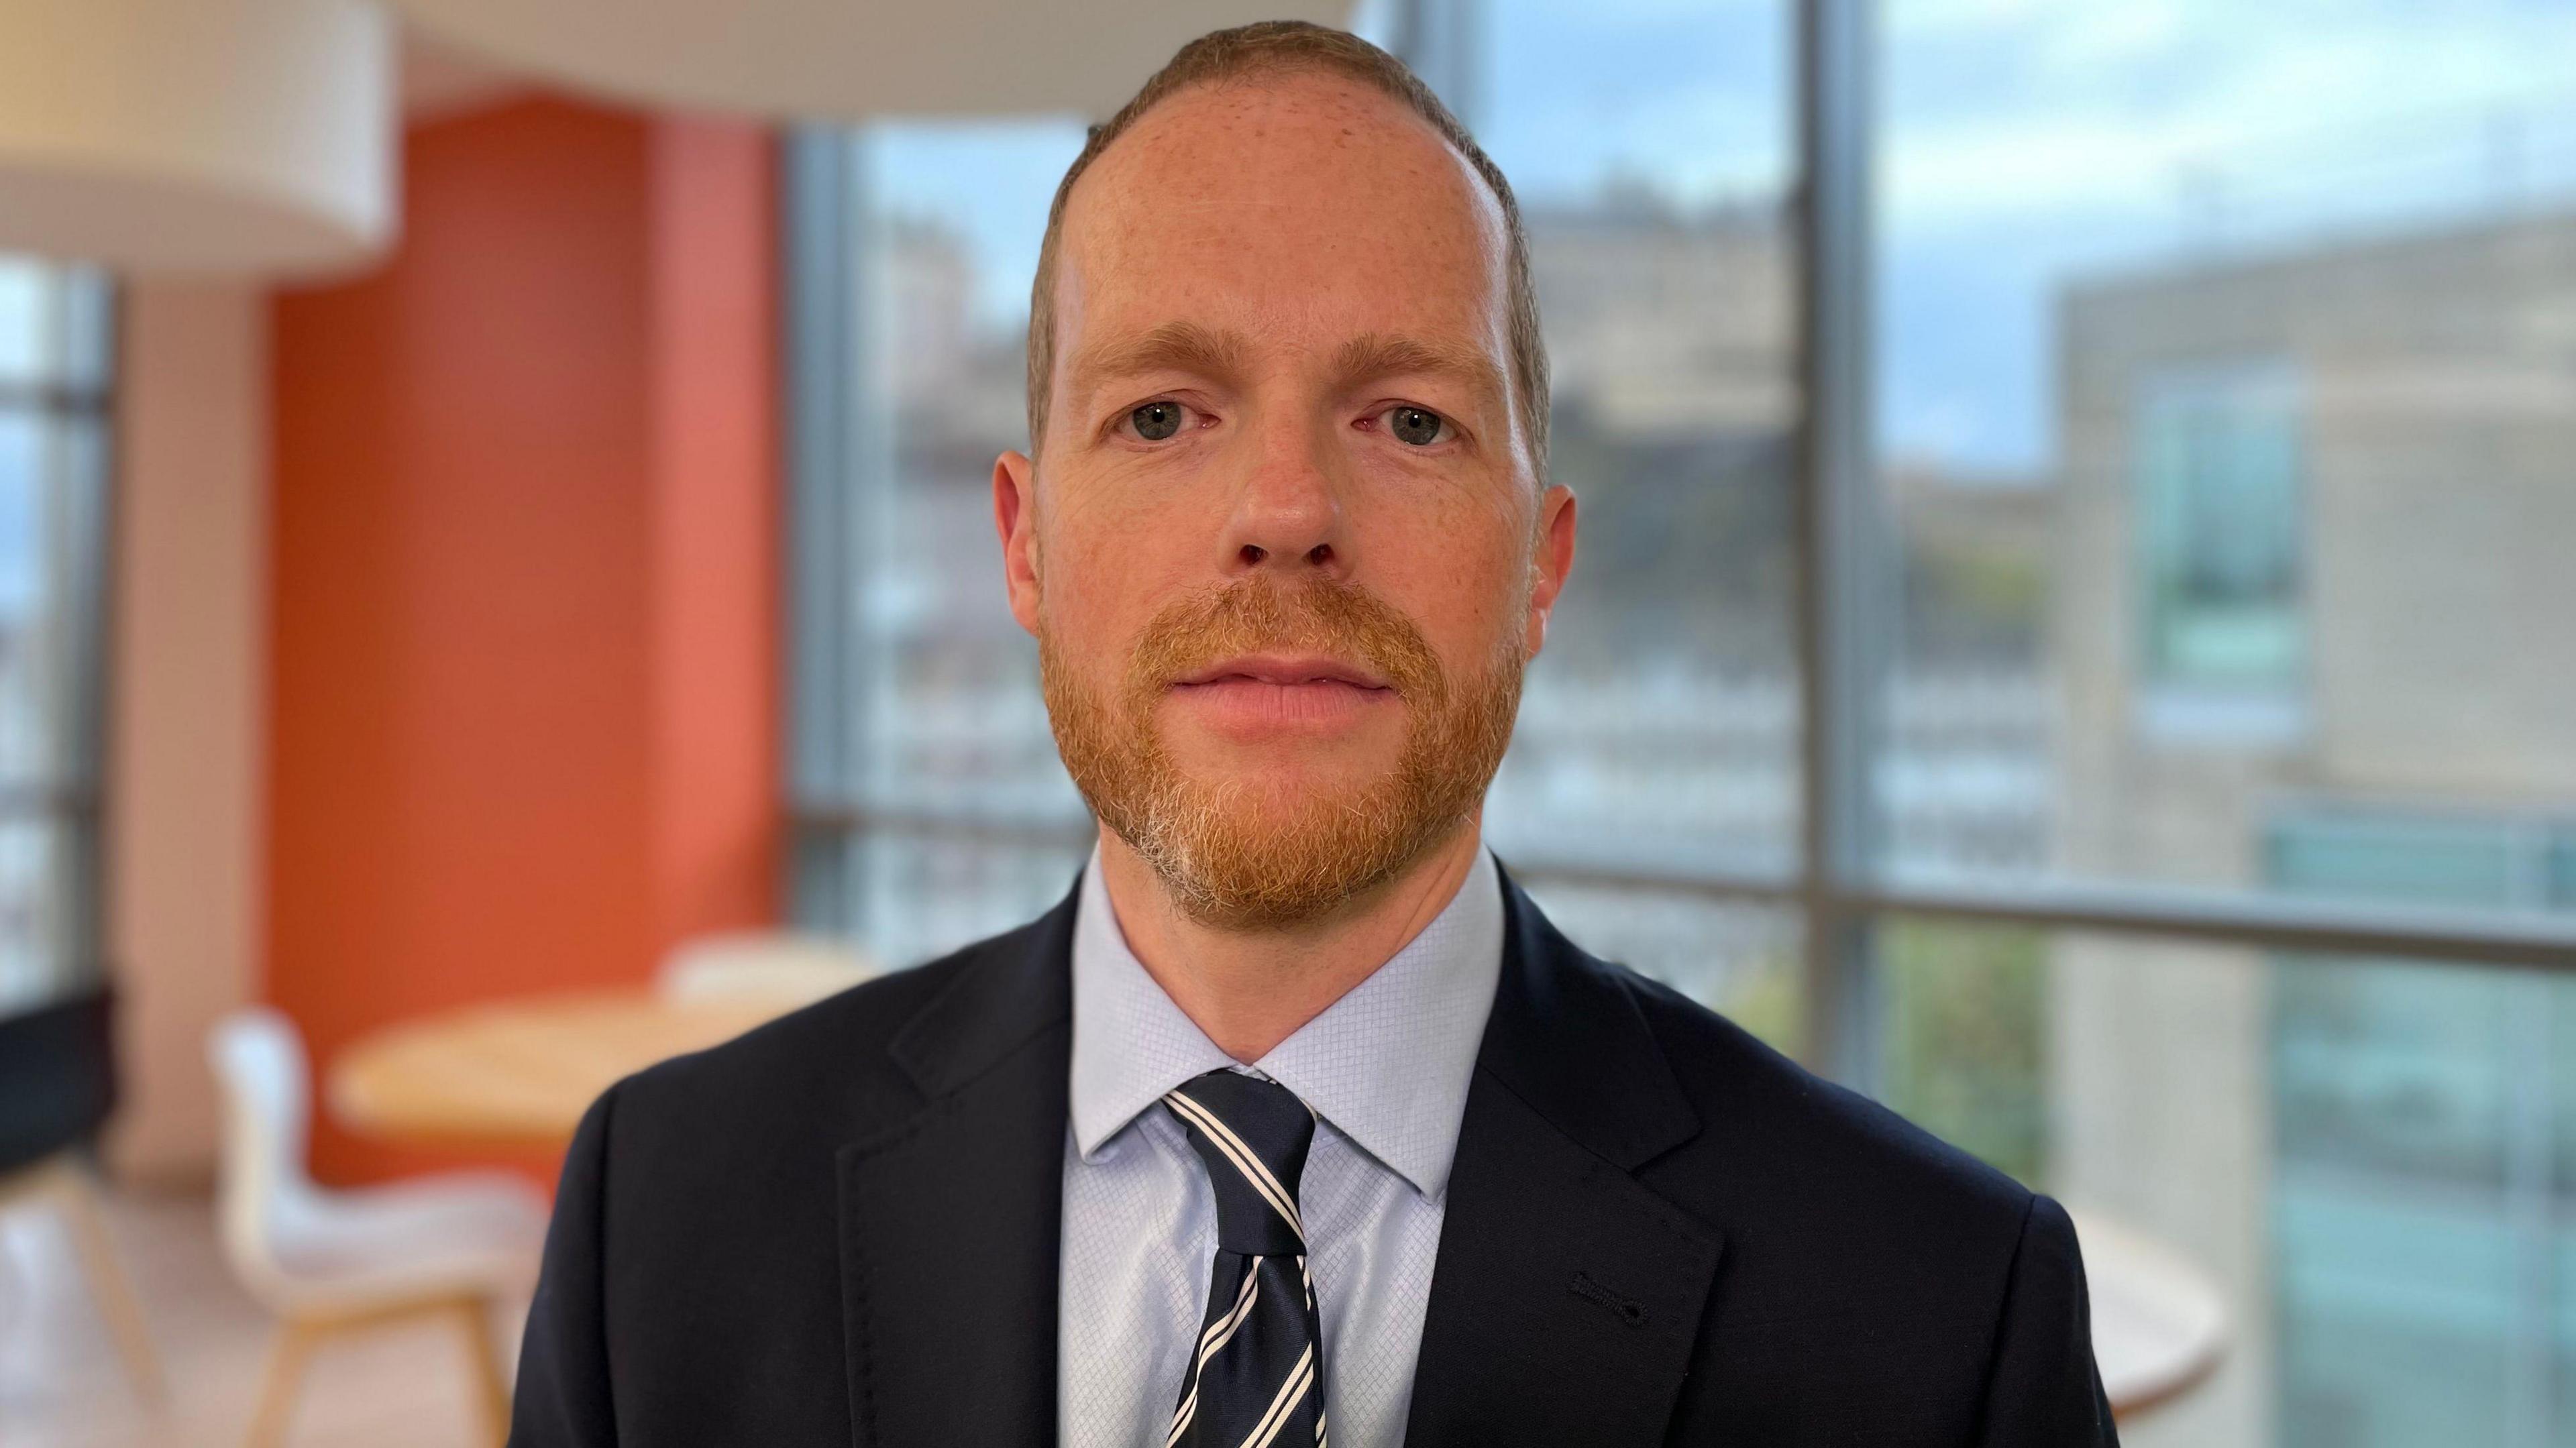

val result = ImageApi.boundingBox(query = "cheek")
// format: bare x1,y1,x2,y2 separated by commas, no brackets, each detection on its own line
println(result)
1035,494,1196,659
1034,542,1122,663
1359,488,1531,651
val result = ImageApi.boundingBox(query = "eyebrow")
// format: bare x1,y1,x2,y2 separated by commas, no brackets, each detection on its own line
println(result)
1065,321,1253,414
1062,322,1511,427
1332,332,1508,413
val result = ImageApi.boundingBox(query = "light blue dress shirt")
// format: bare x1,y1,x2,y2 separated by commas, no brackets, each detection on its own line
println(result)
1057,845,1505,1448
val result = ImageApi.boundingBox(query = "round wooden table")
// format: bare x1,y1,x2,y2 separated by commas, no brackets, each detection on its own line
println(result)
2069,1208,2229,1421
331,993,2229,1421
329,989,792,1148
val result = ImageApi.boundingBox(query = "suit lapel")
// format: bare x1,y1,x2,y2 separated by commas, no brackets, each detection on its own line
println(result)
837,883,1077,1448
1404,868,1725,1447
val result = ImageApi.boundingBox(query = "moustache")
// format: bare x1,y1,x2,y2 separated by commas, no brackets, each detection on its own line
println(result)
1122,575,1449,704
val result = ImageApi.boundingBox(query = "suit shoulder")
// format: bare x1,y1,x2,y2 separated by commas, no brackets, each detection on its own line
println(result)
1615,965,2032,1230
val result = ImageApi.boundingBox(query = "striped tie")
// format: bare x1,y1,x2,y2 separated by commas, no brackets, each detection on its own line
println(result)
1161,1070,1328,1448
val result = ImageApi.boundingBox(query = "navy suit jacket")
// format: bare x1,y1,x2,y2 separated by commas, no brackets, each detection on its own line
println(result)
510,865,2118,1445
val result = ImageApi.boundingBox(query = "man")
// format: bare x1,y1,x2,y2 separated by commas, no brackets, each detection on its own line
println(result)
511,21,2116,1448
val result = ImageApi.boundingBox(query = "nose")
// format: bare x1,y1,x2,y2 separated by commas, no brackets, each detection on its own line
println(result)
1218,414,1349,578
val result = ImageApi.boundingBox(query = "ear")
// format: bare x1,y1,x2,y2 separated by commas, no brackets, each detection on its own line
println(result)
1523,483,1577,659
994,450,1042,636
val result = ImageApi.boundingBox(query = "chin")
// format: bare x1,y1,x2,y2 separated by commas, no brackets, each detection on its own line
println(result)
1130,785,1456,933
1167,749,1400,808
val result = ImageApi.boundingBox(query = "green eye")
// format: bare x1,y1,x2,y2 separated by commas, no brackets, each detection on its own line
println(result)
1130,401,1183,441
1389,406,1444,446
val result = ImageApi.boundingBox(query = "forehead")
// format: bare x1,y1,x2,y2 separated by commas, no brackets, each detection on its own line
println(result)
1054,71,1513,367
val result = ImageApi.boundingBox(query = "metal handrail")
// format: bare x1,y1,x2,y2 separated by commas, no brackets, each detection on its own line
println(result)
790,805,2576,973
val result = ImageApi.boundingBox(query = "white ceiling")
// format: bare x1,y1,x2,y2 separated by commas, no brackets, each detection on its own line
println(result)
388,0,1360,121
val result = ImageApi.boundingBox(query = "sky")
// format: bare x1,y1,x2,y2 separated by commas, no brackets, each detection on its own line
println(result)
1873,0,2576,476
856,0,2576,480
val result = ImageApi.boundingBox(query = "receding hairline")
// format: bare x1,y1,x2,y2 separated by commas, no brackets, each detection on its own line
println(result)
1024,22,1550,472
1067,65,1505,226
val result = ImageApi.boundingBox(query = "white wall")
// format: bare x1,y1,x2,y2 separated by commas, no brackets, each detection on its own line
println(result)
103,280,268,1185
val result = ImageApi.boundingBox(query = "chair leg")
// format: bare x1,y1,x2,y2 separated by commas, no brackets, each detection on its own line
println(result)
44,1158,168,1404
246,1319,321,1448
451,1296,513,1448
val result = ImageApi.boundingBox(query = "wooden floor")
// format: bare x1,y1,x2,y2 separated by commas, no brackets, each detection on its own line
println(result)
0,1185,525,1447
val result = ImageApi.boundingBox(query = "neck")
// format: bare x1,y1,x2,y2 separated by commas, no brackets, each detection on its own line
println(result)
1096,816,1487,1062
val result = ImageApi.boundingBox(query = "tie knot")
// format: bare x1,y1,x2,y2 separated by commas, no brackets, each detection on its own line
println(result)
1163,1069,1314,1256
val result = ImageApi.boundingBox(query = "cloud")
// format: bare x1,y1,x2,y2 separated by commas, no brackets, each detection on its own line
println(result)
1884,0,2576,232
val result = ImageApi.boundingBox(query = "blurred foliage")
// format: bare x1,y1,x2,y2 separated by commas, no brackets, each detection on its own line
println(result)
1877,917,2049,1185
1722,944,1805,1056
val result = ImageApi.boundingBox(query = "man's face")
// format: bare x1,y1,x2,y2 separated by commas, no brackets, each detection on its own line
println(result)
994,71,1576,929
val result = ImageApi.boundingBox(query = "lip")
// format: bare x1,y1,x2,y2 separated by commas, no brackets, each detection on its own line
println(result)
1172,653,1393,691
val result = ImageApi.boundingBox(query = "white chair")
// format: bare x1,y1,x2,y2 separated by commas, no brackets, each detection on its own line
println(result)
0,1151,165,1403
208,1007,548,1448
654,928,879,1009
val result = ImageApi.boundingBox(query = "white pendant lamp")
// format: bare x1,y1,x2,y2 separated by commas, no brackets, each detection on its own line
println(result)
389,0,1358,121
0,0,394,276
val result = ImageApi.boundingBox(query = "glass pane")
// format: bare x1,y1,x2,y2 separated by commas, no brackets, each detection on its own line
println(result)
0,257,111,392
0,816,91,1015
841,830,1090,972
843,121,1085,822
1471,0,1802,878
0,412,108,789
1876,923,2576,1447
819,120,1090,956
0,258,111,1015
1513,874,1800,1050
1874,1,2576,909
1876,917,2049,1182
0,260,48,386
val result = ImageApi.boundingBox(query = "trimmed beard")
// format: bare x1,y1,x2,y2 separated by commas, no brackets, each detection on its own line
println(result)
1040,573,1523,931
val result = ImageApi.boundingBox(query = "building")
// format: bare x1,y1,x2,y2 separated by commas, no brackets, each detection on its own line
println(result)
2050,206,2576,1447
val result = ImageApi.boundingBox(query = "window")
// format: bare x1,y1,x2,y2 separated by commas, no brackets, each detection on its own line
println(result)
0,258,112,1015
786,121,1090,970
789,5,2576,1443
1466,0,1801,1037
2267,810,2576,1445
2135,363,2304,724
1874,1,2576,1443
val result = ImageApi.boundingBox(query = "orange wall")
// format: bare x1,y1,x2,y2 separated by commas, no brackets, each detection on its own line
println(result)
266,98,779,1186
647,123,785,957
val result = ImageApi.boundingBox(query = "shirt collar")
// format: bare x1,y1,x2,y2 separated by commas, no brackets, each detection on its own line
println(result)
1067,844,1505,1202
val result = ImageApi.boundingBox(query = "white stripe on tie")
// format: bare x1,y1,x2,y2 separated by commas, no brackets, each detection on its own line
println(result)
1168,1267,1263,1447
1165,1091,1304,1239
1239,1343,1316,1448
1198,1268,1262,1359
1166,1090,1305,1240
